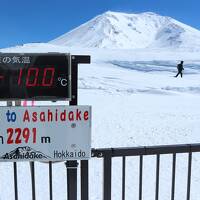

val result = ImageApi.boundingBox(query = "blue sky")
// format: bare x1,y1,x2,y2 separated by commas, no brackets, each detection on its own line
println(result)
0,0,199,48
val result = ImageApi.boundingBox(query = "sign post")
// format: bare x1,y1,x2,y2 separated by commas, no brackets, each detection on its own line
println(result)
7,101,18,200
66,55,91,200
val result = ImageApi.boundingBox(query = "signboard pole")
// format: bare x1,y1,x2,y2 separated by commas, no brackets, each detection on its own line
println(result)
7,101,18,200
12,100,37,200
65,55,90,200
30,162,36,200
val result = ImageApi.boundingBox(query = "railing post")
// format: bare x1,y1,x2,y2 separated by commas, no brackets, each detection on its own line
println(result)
139,155,143,200
49,161,53,200
122,156,126,200
103,151,112,200
65,161,79,200
155,154,160,200
186,152,192,200
30,162,36,200
171,153,176,200
81,160,89,200
13,162,18,200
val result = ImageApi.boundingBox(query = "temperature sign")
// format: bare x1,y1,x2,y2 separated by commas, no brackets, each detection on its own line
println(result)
0,53,71,100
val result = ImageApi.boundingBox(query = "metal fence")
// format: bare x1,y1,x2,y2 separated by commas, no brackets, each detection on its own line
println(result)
83,143,200,200
4,143,200,200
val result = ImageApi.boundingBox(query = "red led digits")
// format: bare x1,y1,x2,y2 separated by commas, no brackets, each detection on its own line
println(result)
42,68,55,86
18,68,23,86
26,68,39,87
18,67,55,87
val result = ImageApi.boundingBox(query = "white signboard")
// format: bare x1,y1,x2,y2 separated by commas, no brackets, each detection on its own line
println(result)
0,105,91,161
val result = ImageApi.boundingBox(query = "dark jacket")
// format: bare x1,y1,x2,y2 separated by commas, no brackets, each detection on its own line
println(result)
177,63,184,71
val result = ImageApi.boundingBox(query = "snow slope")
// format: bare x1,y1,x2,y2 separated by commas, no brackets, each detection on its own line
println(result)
1,43,200,199
50,11,200,51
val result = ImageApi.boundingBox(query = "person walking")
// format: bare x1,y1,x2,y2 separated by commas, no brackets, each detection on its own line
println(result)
175,61,184,78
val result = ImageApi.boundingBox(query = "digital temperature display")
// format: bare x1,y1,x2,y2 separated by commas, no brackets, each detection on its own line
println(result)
0,53,71,100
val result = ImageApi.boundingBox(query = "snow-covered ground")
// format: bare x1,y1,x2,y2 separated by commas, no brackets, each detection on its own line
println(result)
0,44,200,199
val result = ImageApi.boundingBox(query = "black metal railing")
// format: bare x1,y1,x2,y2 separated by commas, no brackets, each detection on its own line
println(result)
4,143,200,200
81,143,200,200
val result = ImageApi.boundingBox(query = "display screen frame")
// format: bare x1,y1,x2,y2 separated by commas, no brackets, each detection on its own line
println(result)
0,52,71,101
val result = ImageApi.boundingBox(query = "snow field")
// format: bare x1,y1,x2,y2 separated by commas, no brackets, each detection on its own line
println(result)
0,44,200,199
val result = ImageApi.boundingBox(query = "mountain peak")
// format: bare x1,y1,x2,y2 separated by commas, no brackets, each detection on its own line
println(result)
49,11,200,50
141,11,159,15
102,10,159,16
103,10,119,15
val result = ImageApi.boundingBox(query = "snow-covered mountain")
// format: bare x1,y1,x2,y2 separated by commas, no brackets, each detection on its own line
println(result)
49,11,200,50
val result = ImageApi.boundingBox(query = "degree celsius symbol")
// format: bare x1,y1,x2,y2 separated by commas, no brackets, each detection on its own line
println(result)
58,77,68,86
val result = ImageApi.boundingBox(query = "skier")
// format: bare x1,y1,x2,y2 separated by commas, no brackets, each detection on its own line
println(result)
174,61,184,78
